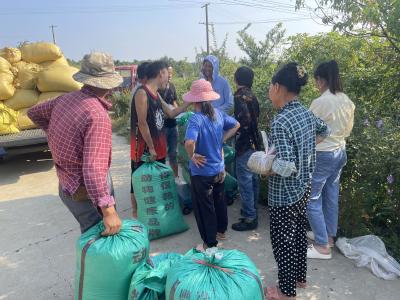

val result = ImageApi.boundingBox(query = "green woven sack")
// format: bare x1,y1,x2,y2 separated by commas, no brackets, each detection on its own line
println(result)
166,248,264,300
133,158,189,240
75,219,149,300
128,253,183,300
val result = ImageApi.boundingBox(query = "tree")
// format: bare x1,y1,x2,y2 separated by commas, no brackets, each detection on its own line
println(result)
296,0,400,53
236,23,286,68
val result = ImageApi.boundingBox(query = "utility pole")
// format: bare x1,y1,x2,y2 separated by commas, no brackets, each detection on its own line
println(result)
49,25,57,44
202,3,210,54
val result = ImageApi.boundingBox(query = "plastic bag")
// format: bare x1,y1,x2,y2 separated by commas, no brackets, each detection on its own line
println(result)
38,91,65,103
14,61,42,89
40,56,69,69
166,248,265,300
132,157,189,240
0,103,19,135
0,72,15,100
247,131,276,175
336,235,400,280
1,47,21,64
75,219,149,300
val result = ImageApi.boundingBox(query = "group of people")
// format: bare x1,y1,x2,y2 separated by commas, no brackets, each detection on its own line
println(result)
27,51,355,300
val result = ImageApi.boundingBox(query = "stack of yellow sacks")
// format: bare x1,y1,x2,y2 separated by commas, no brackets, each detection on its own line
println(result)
0,42,83,135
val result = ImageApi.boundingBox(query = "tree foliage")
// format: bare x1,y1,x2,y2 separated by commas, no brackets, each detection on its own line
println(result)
296,0,400,53
236,23,286,68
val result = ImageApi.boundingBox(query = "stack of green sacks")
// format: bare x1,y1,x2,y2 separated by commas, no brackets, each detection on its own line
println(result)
128,253,183,300
75,219,149,300
166,248,265,300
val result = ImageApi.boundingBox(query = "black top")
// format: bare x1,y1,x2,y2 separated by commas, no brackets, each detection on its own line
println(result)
234,87,261,156
158,82,178,128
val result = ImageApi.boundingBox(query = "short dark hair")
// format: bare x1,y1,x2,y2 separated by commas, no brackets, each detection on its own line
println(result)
271,62,308,94
314,60,343,94
137,62,150,80
234,66,254,88
146,60,168,79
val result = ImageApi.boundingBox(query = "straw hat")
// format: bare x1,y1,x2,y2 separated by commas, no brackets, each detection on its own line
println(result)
183,79,220,103
73,52,123,89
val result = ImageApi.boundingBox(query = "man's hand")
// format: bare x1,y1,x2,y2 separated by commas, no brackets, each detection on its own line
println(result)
101,206,122,236
149,148,157,162
191,153,206,168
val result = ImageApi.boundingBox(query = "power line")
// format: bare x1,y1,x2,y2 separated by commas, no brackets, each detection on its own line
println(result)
206,17,313,25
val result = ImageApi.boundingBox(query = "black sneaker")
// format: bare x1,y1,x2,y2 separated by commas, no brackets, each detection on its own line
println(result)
231,218,258,231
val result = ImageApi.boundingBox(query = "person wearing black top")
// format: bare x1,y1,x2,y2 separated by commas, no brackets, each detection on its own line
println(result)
231,66,262,231
158,66,179,177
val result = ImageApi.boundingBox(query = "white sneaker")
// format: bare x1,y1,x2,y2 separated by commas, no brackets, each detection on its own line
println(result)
307,231,315,241
307,244,332,260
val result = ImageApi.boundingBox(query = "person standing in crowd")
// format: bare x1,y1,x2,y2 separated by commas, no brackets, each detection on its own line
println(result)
28,52,123,236
231,66,261,231
184,79,239,251
306,60,355,260
201,55,234,114
131,61,150,97
130,60,190,218
130,61,150,202
265,63,329,300
158,65,179,177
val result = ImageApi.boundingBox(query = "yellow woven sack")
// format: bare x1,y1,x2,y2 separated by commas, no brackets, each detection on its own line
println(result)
0,47,22,64
13,61,42,89
21,42,62,64
17,108,37,130
37,66,82,92
0,56,12,73
0,73,15,100
4,89,40,110
0,102,19,135
38,91,65,103
40,56,69,69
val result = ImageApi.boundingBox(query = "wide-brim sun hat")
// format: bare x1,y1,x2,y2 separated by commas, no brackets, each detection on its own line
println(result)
183,79,220,103
73,52,123,90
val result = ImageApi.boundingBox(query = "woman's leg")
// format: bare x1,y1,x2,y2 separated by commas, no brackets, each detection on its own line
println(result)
191,175,219,248
213,172,228,235
269,205,298,298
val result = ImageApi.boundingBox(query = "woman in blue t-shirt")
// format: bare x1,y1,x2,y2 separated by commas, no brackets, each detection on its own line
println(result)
184,79,240,251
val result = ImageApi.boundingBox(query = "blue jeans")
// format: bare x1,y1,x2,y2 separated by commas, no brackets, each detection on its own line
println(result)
307,148,347,246
236,149,259,220
165,126,178,165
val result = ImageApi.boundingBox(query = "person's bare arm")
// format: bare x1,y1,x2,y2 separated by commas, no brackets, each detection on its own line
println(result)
159,95,190,118
223,122,240,143
135,89,156,159
185,139,206,167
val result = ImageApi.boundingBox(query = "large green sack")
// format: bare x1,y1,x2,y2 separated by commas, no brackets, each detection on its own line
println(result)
128,253,183,300
166,248,264,300
133,159,189,240
223,144,235,165
75,219,149,300
224,172,238,198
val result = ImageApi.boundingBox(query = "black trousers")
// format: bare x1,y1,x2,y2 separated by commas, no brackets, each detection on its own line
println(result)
191,172,228,247
269,187,311,297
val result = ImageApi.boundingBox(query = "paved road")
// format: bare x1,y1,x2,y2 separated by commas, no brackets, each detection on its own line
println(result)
0,134,399,299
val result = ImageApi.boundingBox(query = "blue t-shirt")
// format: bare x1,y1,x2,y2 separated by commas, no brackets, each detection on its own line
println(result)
185,109,238,176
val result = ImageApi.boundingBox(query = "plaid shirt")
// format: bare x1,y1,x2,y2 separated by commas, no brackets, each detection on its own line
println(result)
28,87,114,208
268,100,329,207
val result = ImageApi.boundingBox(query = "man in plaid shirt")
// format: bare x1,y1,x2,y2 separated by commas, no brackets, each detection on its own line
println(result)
28,52,123,235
